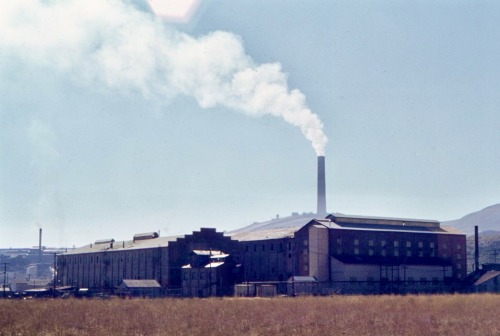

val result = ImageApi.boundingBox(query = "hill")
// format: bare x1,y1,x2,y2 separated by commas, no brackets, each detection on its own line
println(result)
442,204,500,234
466,231,500,272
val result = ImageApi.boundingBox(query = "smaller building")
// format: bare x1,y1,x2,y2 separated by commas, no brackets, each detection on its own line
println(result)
118,279,162,297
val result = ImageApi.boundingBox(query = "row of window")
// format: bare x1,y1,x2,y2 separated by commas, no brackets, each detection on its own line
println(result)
341,239,461,250
64,251,156,265
338,247,463,259
245,242,291,253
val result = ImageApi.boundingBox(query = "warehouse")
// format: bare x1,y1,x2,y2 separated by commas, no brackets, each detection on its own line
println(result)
57,213,466,295
57,228,241,296
56,157,466,295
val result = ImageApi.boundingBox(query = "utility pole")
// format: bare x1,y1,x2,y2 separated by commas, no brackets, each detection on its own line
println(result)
53,253,57,298
2,262,9,298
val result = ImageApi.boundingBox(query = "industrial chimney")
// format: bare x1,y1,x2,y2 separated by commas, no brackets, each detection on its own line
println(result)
317,156,327,217
39,228,42,263
474,225,480,271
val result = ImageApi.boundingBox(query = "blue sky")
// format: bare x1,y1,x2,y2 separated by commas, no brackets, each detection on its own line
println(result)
1,0,499,248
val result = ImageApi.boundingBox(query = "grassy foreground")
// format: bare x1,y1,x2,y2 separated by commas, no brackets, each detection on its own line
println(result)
0,294,498,336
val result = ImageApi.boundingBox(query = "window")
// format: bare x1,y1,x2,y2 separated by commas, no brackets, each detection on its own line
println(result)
191,272,196,279
336,248,342,255
354,248,360,255
254,245,257,252
394,241,399,247
303,240,308,247
262,244,266,252
200,272,205,280
368,240,374,247
457,244,462,250
245,245,249,252
429,242,435,248
369,249,374,256
270,243,274,251
354,239,359,245
381,240,387,247
336,238,342,245
381,250,387,257
456,263,462,269
442,243,448,249
418,251,424,257
394,249,399,257
406,241,411,248
457,254,461,260
418,242,423,248
406,251,412,257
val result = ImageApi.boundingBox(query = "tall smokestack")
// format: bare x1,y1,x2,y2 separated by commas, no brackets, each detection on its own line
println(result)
39,228,42,263
317,156,327,217
474,225,479,271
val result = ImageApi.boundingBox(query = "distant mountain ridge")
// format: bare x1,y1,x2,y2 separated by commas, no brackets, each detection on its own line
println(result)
442,204,500,235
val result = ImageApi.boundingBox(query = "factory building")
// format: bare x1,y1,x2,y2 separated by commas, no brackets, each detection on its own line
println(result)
57,228,241,296
231,214,466,295
57,213,466,295
56,155,467,295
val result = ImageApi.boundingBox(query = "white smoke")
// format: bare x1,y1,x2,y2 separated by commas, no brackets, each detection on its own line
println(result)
0,0,328,155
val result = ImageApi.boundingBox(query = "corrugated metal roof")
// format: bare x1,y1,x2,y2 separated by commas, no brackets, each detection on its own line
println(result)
205,262,224,268
328,213,440,227
62,235,182,255
229,213,317,234
230,226,299,241
288,276,318,282
326,222,464,235
474,271,500,286
120,279,161,288
191,250,224,256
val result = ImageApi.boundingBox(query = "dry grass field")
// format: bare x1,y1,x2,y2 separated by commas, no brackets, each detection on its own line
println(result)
0,294,498,336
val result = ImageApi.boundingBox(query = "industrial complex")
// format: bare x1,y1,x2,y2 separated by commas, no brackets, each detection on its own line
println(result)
53,156,478,297
3,156,497,297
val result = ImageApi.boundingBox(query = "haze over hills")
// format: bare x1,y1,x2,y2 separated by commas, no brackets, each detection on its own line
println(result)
442,204,500,235
231,204,500,235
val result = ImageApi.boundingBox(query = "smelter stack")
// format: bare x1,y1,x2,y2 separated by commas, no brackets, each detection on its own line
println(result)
317,156,327,217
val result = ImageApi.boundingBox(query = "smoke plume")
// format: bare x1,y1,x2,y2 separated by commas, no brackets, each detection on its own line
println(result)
0,0,328,155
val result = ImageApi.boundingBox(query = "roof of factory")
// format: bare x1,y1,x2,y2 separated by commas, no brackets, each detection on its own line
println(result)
474,271,500,286
120,279,161,288
230,214,464,241
230,226,299,241
62,235,182,255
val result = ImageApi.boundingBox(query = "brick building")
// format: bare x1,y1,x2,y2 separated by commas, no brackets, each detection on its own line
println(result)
57,213,466,295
